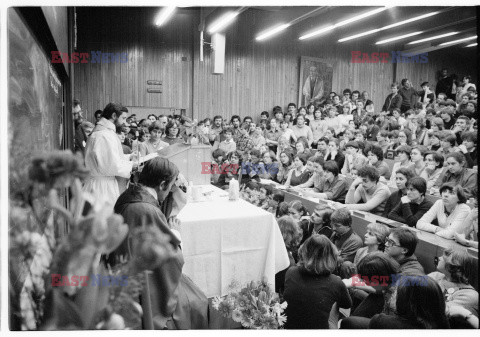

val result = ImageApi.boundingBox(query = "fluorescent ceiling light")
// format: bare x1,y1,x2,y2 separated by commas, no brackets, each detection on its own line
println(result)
299,7,389,40
155,6,176,26
208,12,240,34
376,31,423,45
256,24,291,41
466,42,477,47
439,35,477,46
408,32,459,44
339,11,439,42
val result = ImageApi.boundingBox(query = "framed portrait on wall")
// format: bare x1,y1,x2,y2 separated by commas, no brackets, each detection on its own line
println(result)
298,56,334,107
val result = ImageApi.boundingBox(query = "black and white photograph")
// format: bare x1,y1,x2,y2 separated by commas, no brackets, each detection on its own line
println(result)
5,2,479,332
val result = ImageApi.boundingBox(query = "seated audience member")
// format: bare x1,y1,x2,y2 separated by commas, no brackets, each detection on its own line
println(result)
450,115,470,145
354,129,367,148
279,120,297,144
161,120,184,145
438,134,458,157
430,118,445,133
439,107,456,130
294,138,312,157
139,121,170,157
420,151,445,191
259,110,269,128
210,148,226,184
376,130,392,155
454,186,478,249
215,151,241,189
299,204,334,245
258,151,278,181
284,153,311,187
340,129,355,150
324,106,342,135
385,228,425,277
271,193,285,217
291,114,313,147
215,128,236,155
417,183,471,239
325,138,345,171
458,131,477,168
239,149,261,187
275,215,302,295
315,136,329,158
368,277,450,329
137,127,150,143
264,118,280,151
383,167,416,217
307,161,348,203
276,150,294,184
330,208,364,263
250,126,266,150
341,141,368,176
337,104,353,135
410,145,428,176
429,248,479,328
364,118,380,141
432,152,476,198
344,166,391,216
388,145,413,186
411,117,430,146
116,126,133,155
387,177,433,227
341,252,400,321
235,130,254,156
367,145,391,180
283,235,352,329
296,156,324,190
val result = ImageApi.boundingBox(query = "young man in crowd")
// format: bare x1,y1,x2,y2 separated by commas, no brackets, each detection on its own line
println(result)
329,208,364,263
382,83,403,115
384,228,425,276
398,78,418,113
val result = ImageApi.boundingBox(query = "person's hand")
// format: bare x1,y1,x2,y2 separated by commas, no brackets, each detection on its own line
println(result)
168,216,181,231
400,195,411,204
132,162,139,171
446,303,472,318
451,126,461,134
457,144,468,153
454,232,469,246
352,177,363,188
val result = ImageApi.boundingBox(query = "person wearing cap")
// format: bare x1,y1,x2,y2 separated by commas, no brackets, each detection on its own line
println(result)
417,81,435,105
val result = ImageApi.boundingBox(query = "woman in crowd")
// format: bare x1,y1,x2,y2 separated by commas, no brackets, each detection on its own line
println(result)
432,152,476,198
410,117,429,146
428,248,478,328
368,276,450,329
325,138,345,172
417,183,471,239
338,104,354,135
339,128,355,151
420,151,445,191
284,112,294,128
285,153,311,187
438,134,458,157
376,130,392,156
410,145,428,176
387,176,433,227
161,120,184,145
459,131,477,168
284,234,352,329
388,145,413,186
294,138,312,157
139,121,170,157
454,186,478,249
258,150,278,181
275,215,301,295
137,127,150,142
251,126,266,150
310,109,327,149
324,106,341,136
430,117,445,132
341,141,368,176
355,223,390,266
279,120,297,145
291,114,313,146
427,131,442,151
305,103,316,122
215,151,241,189
383,167,416,217
367,145,391,180
276,150,294,184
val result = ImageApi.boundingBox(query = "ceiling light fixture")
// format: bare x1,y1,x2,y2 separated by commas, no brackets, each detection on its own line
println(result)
339,11,439,42
256,24,291,41
408,32,458,44
208,11,240,34
439,35,477,46
466,42,477,47
299,6,390,40
154,6,176,26
376,31,423,45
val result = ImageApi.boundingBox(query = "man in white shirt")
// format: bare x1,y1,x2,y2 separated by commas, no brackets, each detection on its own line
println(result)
83,102,138,208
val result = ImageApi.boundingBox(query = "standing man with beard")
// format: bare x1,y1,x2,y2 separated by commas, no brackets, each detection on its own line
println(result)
73,99,88,157
83,102,138,207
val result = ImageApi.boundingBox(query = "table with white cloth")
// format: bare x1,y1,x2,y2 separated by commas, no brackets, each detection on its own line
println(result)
177,185,290,299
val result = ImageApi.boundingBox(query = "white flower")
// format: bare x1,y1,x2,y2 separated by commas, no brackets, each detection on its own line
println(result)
276,314,287,327
231,309,243,323
212,296,222,310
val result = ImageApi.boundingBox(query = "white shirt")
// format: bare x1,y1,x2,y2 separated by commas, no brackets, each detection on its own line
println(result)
83,118,133,208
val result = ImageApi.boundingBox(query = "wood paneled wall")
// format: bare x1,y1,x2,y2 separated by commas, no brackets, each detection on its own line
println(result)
74,7,476,123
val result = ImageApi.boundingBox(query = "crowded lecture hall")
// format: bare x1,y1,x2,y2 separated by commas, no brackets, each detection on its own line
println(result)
8,4,478,331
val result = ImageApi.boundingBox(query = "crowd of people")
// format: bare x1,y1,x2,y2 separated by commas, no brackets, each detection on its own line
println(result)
70,70,478,330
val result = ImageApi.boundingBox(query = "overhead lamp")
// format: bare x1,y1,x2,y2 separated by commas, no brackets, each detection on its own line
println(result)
439,35,477,46
376,31,423,45
154,6,176,26
339,11,439,42
208,11,240,34
299,6,390,40
466,42,477,47
256,24,291,41
408,32,459,44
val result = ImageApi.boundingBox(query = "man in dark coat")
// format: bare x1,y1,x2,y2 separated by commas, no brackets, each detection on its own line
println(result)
111,157,208,329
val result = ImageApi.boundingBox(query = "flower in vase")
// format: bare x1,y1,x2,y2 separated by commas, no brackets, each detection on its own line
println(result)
218,300,233,318
231,309,243,323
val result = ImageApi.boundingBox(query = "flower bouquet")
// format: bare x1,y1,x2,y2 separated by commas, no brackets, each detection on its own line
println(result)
212,279,287,329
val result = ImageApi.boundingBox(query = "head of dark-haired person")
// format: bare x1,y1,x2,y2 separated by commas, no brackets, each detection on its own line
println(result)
385,228,418,261
138,157,179,202
103,102,129,127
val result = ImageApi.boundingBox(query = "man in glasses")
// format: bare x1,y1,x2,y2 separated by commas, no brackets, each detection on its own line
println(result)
384,228,425,277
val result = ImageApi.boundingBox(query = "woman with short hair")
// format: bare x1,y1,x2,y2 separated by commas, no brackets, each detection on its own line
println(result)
420,151,445,191
139,121,170,156
284,153,311,187
284,235,352,329
161,120,184,145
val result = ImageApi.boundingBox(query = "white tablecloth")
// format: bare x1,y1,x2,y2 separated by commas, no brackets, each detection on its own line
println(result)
177,185,290,298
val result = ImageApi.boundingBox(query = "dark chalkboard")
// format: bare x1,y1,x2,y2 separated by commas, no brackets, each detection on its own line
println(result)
8,9,64,192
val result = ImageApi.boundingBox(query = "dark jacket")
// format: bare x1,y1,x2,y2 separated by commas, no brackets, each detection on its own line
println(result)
434,167,477,198
74,122,87,157
325,151,346,172
387,197,433,227
330,229,364,263
398,255,425,276
112,184,208,329
382,93,403,113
